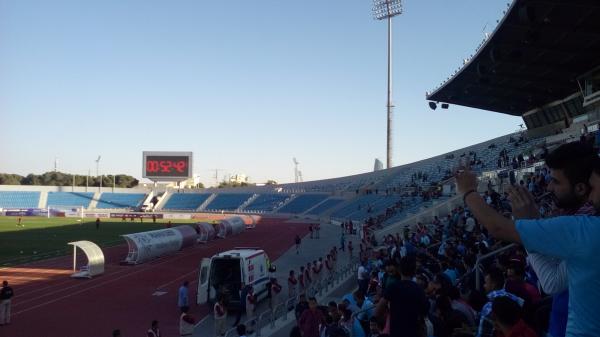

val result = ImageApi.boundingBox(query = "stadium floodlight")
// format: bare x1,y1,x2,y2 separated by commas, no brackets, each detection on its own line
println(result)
372,0,403,20
95,155,102,192
293,158,300,183
372,0,403,169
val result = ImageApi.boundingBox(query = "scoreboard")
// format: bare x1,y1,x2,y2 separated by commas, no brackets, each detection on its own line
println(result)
142,151,193,181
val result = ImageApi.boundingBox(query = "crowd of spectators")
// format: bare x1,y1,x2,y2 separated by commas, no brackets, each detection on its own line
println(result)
289,140,600,337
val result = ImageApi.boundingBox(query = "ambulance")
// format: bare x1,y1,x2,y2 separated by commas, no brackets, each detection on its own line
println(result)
196,248,273,307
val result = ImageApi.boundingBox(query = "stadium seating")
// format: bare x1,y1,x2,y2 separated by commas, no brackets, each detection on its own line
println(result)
47,192,95,208
379,195,451,226
305,198,345,216
330,194,381,220
0,191,41,208
204,194,253,211
162,193,211,210
95,193,146,209
276,194,329,214
342,195,403,223
244,194,289,212
278,132,543,195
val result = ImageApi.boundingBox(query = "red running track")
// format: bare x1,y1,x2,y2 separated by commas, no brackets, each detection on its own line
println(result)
0,218,310,337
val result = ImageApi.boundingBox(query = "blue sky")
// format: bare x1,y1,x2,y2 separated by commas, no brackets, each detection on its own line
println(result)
0,0,520,186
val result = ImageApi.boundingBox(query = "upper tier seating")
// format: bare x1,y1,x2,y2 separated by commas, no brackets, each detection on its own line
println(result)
47,192,94,208
244,194,289,212
205,194,253,211
305,198,345,215
95,193,146,209
162,193,211,210
0,191,41,208
277,194,329,214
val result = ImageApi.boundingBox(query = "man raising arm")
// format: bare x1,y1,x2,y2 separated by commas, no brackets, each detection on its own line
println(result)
455,163,600,337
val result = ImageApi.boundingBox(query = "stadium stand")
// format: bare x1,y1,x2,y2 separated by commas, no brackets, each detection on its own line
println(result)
46,192,94,208
330,194,382,219
204,193,253,211
276,194,329,214
95,193,146,209
161,193,211,211
305,198,345,216
244,193,289,212
0,191,41,209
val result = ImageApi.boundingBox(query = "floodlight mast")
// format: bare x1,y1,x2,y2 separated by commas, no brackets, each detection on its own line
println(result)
373,0,402,169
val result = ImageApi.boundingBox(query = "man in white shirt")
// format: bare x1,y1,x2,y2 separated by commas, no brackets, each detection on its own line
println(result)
357,261,368,294
146,320,160,337
179,307,195,337
214,295,227,337
465,216,476,233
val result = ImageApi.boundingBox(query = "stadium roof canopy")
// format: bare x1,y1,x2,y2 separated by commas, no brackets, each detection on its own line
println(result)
426,0,600,116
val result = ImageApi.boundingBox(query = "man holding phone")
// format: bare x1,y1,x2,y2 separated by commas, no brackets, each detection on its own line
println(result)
455,144,600,337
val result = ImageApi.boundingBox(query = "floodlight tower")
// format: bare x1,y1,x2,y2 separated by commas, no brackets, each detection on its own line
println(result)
293,158,300,183
373,0,402,169
95,155,102,192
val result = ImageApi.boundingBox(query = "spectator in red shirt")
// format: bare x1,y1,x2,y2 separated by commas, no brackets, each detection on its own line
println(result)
299,266,306,294
214,295,227,337
505,264,540,304
492,296,537,337
269,277,282,310
298,297,326,337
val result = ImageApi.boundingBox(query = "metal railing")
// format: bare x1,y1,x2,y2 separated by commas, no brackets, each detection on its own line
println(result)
474,243,517,291
221,260,358,337
348,304,376,337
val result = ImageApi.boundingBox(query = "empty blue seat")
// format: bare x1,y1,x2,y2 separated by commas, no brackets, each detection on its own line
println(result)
277,194,329,214
162,193,211,210
245,194,289,212
0,191,41,208
47,192,94,208
306,198,344,215
96,193,146,209
205,194,253,211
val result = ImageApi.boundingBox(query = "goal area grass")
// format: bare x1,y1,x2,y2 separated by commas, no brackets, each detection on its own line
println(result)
0,216,201,267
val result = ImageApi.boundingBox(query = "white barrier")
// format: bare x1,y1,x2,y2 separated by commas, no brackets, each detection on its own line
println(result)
216,216,246,238
68,240,105,278
163,213,193,220
196,222,217,243
121,225,197,264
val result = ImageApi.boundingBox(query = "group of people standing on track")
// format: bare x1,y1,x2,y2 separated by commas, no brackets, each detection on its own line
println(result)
290,246,340,300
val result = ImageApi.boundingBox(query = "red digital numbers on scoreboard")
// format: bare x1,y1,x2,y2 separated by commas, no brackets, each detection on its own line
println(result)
144,155,190,178
146,160,160,173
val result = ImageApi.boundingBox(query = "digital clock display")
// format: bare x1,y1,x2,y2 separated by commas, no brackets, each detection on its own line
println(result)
143,152,193,180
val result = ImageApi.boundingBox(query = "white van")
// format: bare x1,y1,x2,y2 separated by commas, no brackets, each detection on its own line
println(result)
196,248,273,307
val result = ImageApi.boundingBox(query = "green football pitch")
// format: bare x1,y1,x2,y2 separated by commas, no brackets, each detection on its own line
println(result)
0,216,200,266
